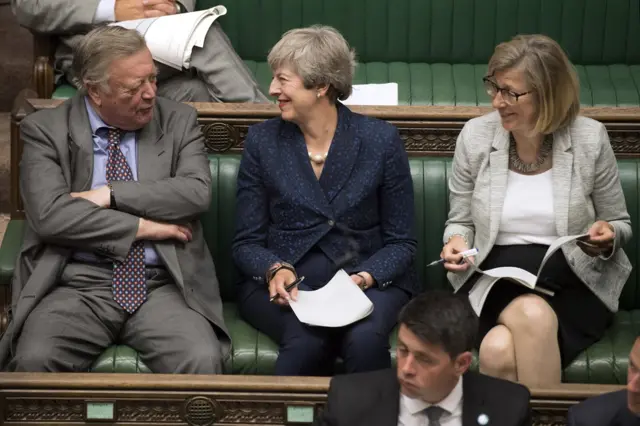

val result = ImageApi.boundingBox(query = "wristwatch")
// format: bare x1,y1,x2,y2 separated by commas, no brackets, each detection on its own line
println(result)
266,262,296,283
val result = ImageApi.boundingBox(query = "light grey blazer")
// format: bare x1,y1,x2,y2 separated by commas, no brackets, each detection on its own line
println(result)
444,111,632,312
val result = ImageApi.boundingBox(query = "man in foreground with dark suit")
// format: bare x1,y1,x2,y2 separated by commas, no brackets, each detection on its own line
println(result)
567,336,640,426
0,25,229,372
316,291,531,426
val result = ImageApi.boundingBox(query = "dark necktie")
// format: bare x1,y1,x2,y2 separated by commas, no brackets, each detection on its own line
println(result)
106,128,146,314
425,406,448,426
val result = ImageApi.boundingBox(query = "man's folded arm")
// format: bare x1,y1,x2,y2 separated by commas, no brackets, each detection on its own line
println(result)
110,108,212,222
20,118,139,262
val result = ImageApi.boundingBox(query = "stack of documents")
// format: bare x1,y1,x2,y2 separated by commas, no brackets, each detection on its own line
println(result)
289,270,374,327
112,6,227,70
467,234,590,316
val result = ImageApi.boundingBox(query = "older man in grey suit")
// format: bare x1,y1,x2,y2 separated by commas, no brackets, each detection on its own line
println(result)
11,0,269,103
0,25,229,373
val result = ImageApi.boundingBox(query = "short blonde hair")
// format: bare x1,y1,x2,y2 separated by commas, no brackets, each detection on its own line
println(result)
488,34,580,134
267,25,356,103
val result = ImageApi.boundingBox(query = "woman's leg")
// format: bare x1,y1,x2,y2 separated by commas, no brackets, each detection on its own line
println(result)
498,294,561,386
340,287,410,373
237,283,334,375
478,324,518,381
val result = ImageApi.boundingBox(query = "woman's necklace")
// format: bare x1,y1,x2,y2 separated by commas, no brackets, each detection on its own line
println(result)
308,151,328,165
509,133,553,173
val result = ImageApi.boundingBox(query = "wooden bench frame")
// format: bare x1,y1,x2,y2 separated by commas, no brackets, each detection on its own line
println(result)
0,372,625,425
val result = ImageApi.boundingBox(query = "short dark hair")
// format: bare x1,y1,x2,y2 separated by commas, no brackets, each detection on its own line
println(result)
398,290,478,359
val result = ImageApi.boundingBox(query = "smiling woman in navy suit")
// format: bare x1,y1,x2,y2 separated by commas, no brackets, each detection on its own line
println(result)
232,25,418,376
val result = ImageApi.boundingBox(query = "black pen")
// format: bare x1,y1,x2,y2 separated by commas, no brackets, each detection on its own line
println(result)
270,276,305,302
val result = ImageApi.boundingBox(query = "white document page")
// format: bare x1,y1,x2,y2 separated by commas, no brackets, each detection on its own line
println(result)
467,233,590,316
113,6,227,70
342,83,399,106
288,270,374,327
113,17,158,35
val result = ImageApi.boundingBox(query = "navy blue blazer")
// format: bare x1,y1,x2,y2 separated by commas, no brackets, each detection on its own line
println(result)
232,103,419,294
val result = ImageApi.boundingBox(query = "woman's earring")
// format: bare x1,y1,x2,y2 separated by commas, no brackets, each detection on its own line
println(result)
316,92,321,98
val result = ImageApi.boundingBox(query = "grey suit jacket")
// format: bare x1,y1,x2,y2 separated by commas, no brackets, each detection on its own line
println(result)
11,0,196,85
0,93,229,369
444,111,632,312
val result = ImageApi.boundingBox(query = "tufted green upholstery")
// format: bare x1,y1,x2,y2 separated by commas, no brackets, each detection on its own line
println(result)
1,155,640,383
50,0,640,106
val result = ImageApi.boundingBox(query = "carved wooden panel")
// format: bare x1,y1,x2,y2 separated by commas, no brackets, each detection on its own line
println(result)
2,396,573,425
198,120,640,157
5,399,84,422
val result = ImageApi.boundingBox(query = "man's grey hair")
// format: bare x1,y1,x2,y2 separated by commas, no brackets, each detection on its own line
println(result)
267,25,356,103
71,25,148,93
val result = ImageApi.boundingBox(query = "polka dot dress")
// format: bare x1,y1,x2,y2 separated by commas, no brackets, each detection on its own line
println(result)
106,128,146,314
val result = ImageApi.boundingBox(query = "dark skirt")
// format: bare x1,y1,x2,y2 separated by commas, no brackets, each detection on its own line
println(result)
461,244,613,367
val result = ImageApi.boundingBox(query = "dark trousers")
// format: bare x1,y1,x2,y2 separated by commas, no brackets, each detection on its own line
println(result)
238,266,410,376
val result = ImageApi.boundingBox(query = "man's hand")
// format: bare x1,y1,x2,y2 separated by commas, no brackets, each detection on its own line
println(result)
136,218,192,242
115,0,178,21
71,186,110,208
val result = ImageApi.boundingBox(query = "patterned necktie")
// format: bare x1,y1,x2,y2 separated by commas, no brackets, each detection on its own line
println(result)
424,406,448,426
106,128,146,314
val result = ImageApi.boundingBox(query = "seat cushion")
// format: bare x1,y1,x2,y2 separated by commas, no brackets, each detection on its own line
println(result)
52,84,78,99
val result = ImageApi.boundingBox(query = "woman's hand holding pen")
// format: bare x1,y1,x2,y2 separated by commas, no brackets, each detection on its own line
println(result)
440,236,473,272
269,269,298,306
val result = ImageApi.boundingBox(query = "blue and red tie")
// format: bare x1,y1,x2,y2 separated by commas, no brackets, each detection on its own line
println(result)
106,128,146,314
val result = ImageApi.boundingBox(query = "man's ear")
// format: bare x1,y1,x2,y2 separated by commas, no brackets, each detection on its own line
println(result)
453,351,473,376
86,84,102,107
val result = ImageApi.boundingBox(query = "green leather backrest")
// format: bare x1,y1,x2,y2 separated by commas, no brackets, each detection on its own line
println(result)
196,0,640,64
204,155,640,310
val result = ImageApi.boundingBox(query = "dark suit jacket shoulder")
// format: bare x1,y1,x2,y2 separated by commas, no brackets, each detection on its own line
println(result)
232,104,418,293
568,390,638,426
316,369,531,426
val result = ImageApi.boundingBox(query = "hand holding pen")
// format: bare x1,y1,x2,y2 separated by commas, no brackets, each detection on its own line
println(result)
439,237,478,272
269,273,305,305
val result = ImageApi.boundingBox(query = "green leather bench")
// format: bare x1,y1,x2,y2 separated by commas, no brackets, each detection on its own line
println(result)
1,155,639,383
47,0,640,106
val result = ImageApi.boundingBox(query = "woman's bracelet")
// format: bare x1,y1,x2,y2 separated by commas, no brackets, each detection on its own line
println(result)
447,233,469,247
266,262,297,283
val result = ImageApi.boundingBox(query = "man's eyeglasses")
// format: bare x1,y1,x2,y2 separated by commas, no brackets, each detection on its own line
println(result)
482,76,532,105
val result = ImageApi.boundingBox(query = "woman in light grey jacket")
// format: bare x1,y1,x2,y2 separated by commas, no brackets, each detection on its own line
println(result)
440,34,632,387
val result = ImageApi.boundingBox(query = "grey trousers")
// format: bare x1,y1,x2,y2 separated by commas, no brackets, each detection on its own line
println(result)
7,263,222,373
157,22,270,103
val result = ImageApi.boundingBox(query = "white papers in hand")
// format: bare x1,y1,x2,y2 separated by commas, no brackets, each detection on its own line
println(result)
288,270,374,327
112,6,227,70
342,83,399,106
467,233,590,316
